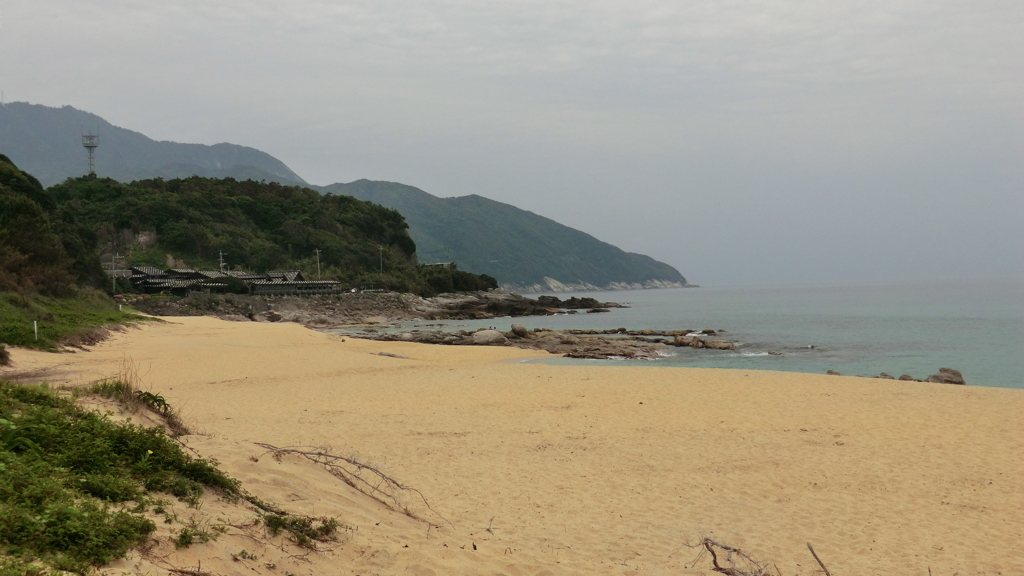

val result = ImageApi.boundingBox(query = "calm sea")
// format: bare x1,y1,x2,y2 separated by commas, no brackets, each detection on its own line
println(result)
398,279,1024,389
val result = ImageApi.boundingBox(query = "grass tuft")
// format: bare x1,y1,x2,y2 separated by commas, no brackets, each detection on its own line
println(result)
85,357,191,437
264,514,339,548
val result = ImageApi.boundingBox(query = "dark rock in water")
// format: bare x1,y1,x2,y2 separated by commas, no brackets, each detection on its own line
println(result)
510,324,529,338
878,372,895,379
586,308,611,313
563,297,602,309
898,374,916,381
701,329,717,335
925,367,965,385
827,370,842,376
768,351,782,356
536,295,562,307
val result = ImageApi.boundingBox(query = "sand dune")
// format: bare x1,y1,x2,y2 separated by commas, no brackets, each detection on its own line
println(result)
4,316,1022,575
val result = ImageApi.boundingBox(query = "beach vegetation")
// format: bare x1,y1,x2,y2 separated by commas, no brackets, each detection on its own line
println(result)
0,380,237,573
84,359,190,437
263,513,339,548
0,290,145,351
173,518,226,548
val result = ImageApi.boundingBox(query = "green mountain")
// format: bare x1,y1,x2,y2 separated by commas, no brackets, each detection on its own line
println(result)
0,102,306,187
2,101,690,291
321,180,689,291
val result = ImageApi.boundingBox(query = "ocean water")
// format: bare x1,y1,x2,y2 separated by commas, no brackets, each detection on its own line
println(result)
399,279,1024,389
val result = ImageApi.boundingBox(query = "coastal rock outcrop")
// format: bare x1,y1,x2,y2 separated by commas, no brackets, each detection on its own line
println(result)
130,290,629,326
925,367,966,385
472,330,508,345
669,335,736,351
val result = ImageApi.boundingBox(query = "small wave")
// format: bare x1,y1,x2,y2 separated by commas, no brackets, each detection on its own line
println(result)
656,350,678,358
739,352,770,357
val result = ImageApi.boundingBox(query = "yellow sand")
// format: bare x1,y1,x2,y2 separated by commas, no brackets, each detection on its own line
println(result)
4,316,1022,575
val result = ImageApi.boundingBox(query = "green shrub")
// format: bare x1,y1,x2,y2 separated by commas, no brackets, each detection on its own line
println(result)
0,381,237,573
264,513,339,548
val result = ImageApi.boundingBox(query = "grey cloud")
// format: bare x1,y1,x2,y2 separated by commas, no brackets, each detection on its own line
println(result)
2,0,1021,285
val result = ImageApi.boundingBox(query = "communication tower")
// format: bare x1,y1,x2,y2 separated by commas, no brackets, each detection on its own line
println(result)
81,130,99,176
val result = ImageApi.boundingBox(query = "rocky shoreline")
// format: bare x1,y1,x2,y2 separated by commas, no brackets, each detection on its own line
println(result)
128,291,625,325
354,324,737,360
827,367,967,385
128,291,738,360
128,292,967,376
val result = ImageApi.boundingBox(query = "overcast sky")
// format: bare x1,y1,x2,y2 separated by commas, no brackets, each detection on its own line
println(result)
3,0,1022,286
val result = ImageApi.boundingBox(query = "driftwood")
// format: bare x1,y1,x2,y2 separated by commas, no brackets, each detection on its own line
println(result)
806,542,832,576
254,443,452,527
681,537,771,576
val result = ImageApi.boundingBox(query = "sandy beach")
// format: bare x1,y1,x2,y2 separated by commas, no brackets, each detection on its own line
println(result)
3,316,1022,576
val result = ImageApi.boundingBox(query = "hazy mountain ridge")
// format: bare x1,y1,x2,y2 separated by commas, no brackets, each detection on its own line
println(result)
1,101,690,290
0,102,306,187
321,180,689,291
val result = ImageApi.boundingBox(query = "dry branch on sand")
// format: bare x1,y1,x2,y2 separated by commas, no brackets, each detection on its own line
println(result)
677,538,836,576
679,537,772,576
253,443,452,527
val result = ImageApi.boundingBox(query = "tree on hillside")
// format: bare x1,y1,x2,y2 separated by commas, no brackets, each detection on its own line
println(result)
0,154,106,293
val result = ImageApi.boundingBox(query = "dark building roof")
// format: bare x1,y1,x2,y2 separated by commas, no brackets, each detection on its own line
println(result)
130,266,165,277
125,266,339,294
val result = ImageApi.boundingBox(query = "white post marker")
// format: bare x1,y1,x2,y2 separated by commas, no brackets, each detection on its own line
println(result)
34,320,38,340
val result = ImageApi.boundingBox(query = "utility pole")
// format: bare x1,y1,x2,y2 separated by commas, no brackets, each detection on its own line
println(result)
110,252,122,293
314,248,322,280
219,251,228,273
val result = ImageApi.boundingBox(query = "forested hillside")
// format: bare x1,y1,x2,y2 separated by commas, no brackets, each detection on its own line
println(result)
46,176,495,294
0,155,138,350
323,180,687,291
0,102,306,187
0,155,105,295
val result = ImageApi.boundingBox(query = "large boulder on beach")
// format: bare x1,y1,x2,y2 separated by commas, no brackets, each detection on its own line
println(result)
510,324,529,338
925,367,965,385
472,329,508,345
